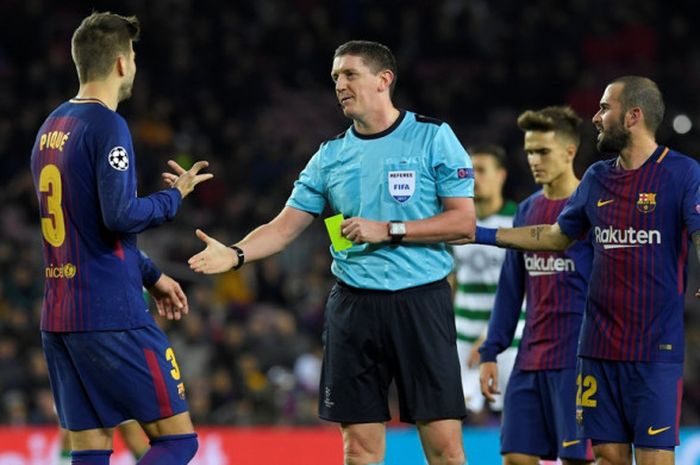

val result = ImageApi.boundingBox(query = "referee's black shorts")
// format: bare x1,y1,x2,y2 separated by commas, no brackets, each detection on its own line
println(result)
318,278,467,424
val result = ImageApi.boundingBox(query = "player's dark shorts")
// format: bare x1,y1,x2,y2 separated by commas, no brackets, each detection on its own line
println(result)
318,278,466,424
42,322,189,430
577,357,682,449
502,367,593,461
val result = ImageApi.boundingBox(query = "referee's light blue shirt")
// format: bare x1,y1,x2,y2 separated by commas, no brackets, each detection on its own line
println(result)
287,110,474,291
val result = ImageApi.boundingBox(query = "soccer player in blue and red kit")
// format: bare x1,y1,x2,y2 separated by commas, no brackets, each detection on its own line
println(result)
479,106,593,465
30,12,211,465
471,76,700,465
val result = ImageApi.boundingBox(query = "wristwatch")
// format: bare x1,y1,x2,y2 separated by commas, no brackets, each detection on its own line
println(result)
388,221,406,245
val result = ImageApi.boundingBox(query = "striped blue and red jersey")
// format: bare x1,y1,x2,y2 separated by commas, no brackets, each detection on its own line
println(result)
558,146,700,362
480,191,592,370
30,99,182,332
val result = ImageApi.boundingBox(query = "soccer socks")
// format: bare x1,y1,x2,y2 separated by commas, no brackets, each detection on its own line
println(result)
70,449,111,465
136,433,198,465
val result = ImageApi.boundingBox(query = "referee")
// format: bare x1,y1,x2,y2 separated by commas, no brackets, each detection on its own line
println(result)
187,40,475,465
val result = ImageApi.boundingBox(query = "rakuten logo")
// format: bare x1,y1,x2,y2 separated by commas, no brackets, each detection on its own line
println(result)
524,254,575,276
593,226,661,249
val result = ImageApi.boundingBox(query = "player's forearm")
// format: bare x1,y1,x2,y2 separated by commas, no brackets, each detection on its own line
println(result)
495,224,572,252
694,230,700,265
103,189,181,233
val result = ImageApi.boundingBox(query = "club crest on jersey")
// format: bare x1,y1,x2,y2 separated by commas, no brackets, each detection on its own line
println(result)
388,170,415,203
108,146,129,171
636,192,656,213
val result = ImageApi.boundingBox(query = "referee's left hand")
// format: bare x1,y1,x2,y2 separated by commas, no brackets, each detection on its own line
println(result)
341,217,390,244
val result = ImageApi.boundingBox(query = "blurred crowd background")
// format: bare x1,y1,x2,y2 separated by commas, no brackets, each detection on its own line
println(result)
1,0,699,428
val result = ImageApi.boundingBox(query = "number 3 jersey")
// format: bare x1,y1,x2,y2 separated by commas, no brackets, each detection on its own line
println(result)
30,99,182,332
558,146,700,362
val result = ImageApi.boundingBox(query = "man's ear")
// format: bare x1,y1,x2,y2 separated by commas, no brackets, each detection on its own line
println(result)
378,69,394,93
626,107,643,129
116,54,127,77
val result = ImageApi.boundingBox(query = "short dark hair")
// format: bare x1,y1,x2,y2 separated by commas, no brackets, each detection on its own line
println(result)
468,144,507,168
334,40,397,94
610,76,665,134
71,11,140,84
517,105,582,147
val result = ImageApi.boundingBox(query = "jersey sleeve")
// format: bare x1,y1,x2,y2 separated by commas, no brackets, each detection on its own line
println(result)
479,207,525,362
286,148,326,215
138,250,162,288
557,167,593,239
92,113,182,234
432,124,474,198
681,159,700,235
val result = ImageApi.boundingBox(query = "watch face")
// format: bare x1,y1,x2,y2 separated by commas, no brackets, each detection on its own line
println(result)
391,222,406,235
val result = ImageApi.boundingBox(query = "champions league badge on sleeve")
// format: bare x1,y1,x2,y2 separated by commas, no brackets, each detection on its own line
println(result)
457,167,473,179
108,146,129,171
388,170,416,203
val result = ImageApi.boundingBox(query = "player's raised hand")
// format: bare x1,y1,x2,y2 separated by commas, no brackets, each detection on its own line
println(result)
479,361,500,403
189,229,238,274
148,273,189,321
164,160,214,198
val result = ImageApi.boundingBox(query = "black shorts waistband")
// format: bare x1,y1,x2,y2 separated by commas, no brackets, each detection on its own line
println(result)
335,278,448,296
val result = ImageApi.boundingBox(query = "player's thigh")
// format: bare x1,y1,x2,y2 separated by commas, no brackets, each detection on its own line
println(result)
140,411,194,439
501,369,552,458
42,331,102,431
547,368,593,461
626,362,682,450
503,453,539,465
65,325,190,426
591,442,632,465
634,447,674,465
577,358,629,444
69,427,115,451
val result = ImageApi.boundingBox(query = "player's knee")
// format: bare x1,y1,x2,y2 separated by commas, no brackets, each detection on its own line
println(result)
426,444,465,465
149,433,198,464
343,436,383,464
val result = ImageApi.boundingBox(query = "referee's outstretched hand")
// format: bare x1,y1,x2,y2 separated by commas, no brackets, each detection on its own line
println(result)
189,229,237,274
162,160,214,199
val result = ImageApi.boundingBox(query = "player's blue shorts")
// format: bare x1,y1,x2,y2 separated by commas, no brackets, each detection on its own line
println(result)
577,357,682,449
502,367,593,461
42,322,189,430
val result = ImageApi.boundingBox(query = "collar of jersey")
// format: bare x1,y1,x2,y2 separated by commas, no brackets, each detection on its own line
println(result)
351,109,406,140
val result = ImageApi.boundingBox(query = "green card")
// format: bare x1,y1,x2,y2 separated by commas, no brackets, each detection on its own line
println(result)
324,214,353,252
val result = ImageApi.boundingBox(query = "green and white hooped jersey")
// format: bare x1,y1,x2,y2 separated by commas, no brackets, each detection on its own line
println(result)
287,110,474,291
452,201,524,346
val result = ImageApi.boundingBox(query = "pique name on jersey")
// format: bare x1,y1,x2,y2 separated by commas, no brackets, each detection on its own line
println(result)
594,226,661,249
524,253,575,276
39,130,71,152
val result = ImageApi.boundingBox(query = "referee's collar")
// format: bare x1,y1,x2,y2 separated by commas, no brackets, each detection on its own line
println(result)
351,110,406,140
